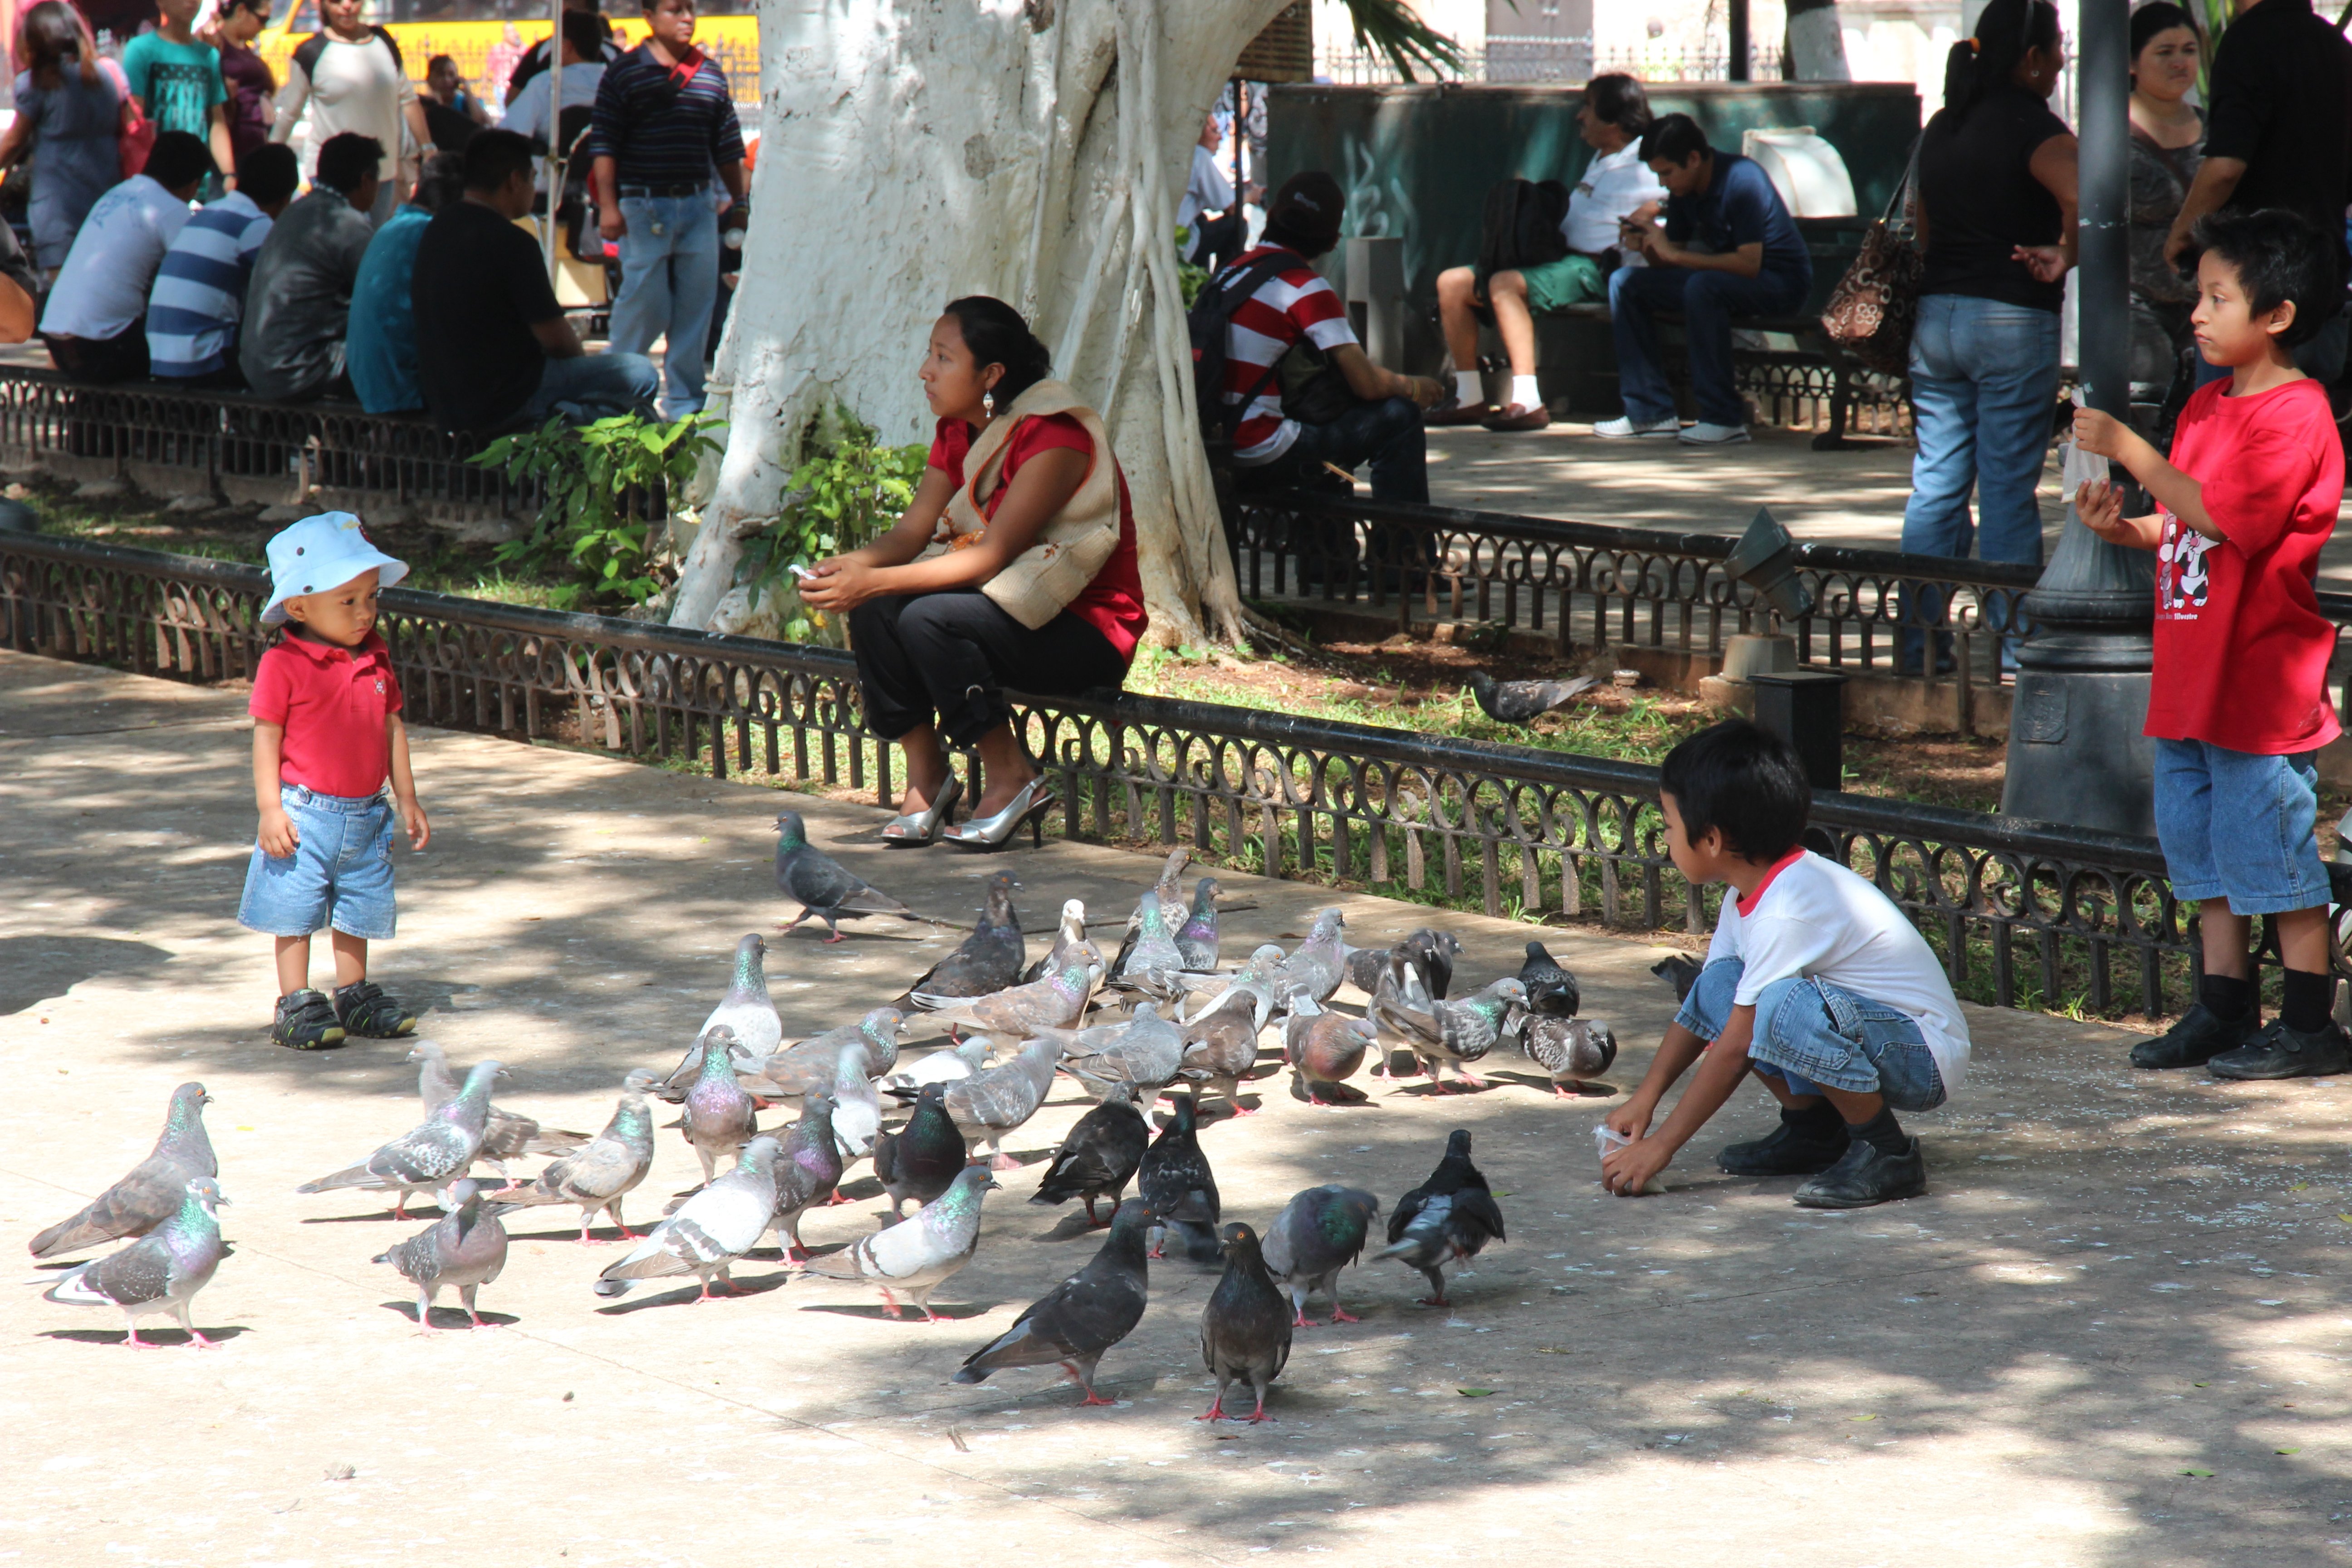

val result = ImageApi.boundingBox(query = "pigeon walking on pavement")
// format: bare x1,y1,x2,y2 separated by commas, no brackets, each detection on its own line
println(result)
1176,877,1222,971
1177,990,1263,1115
1198,1222,1293,1422
700,933,785,1056
407,1042,588,1177
774,810,915,942
1516,941,1581,1019
1651,952,1705,1002
826,1043,882,1162
919,947,1100,1039
1468,669,1597,723
1283,1003,1380,1106
953,1196,1151,1405
372,1177,509,1330
740,1008,907,1099
1520,1017,1620,1097
1377,1130,1505,1307
1110,849,1191,976
296,1062,502,1217
880,1038,991,1100
1020,898,1089,985
1260,1185,1381,1327
769,1093,844,1259
1052,1003,1187,1103
30,1082,216,1260
944,1037,1065,1169
1031,1089,1148,1226
676,1028,759,1186
897,872,1025,1005
594,1136,781,1302
484,1073,658,1244
1107,889,1187,1000
1137,1093,1220,1262
1374,969,1527,1091
1347,929,1460,1075
804,1166,999,1322
872,1083,968,1219
1269,909,1350,1008
1177,943,1288,1028
40,1176,230,1348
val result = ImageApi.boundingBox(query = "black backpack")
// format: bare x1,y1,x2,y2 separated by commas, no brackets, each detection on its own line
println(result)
1188,247,1311,453
1475,177,1572,287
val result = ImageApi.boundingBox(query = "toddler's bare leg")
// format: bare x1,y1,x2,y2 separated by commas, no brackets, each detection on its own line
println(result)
331,931,368,989
274,934,312,995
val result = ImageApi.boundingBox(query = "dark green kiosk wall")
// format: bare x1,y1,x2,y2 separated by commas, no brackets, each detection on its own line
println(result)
1264,82,1923,374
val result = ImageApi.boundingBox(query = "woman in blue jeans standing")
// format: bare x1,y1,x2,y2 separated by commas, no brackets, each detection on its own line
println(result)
1903,0,2077,670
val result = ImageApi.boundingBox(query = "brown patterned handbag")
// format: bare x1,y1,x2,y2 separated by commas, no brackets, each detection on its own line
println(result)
1820,142,1922,377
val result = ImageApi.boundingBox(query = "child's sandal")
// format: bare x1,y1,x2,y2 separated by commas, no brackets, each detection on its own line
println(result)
334,980,417,1039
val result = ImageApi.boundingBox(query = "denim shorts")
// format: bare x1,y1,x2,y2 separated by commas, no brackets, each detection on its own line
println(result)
2152,738,2330,915
1676,956,1947,1112
236,784,398,940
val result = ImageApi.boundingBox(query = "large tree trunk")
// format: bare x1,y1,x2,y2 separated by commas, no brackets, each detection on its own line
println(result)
1784,0,1852,81
671,0,1288,646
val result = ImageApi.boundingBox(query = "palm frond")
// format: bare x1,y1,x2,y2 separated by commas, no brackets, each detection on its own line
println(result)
1336,0,1466,83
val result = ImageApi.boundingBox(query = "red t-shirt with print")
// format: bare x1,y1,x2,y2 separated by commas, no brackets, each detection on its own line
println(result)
2146,377,2344,755
928,412,1149,664
248,629,405,797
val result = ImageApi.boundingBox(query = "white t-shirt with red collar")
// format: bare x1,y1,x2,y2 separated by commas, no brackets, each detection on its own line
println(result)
1702,849,1971,1092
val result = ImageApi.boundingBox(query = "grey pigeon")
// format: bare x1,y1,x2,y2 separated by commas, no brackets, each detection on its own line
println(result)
1374,968,1526,1091
944,1037,1064,1168
482,1075,657,1244
1198,1222,1294,1422
1260,1184,1381,1327
39,1176,229,1348
297,1061,502,1217
880,1037,991,1101
1177,943,1289,1028
920,946,1100,1039
774,810,914,942
804,1166,998,1322
594,1135,781,1301
1517,941,1580,1019
1031,1089,1148,1226
677,1028,759,1185
1107,889,1187,999
953,1196,1151,1405
740,1008,907,1099
1343,926,1462,1003
826,1043,881,1161
1110,848,1191,977
408,1042,589,1177
1468,669,1598,723
1283,1003,1380,1106
1019,898,1088,985
1176,991,1263,1116
769,1093,844,1259
1652,952,1705,1002
1051,1003,1187,1103
1137,1092,1220,1262
1270,909,1349,1007
1521,1017,1619,1097
872,1083,968,1219
30,1082,216,1260
1377,1129,1505,1307
700,933,784,1056
1175,877,1222,972
372,1177,509,1331
898,872,1024,1005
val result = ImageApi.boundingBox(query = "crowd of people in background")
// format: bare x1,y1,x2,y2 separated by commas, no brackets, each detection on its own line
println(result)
0,0,741,437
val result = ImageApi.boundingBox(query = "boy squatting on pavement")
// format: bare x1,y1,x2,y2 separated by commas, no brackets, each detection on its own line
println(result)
1602,720,1972,1209
235,512,431,1050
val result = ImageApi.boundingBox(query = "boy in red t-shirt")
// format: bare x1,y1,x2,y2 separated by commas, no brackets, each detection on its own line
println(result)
236,514,431,1050
2075,208,2348,1080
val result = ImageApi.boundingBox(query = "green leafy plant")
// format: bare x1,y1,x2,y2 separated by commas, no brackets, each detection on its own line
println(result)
1176,225,1210,307
740,413,928,640
468,413,720,610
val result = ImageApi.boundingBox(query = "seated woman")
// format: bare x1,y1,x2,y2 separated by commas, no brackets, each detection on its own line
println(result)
798,296,1148,849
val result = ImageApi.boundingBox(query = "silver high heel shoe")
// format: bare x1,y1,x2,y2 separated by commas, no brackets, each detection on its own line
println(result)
944,774,1056,851
879,774,962,846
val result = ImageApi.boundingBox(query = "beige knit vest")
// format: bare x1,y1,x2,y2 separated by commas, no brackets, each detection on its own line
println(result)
919,379,1121,630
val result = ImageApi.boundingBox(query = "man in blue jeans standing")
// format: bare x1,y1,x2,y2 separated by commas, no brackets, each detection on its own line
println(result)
1599,113,1811,449
588,0,746,420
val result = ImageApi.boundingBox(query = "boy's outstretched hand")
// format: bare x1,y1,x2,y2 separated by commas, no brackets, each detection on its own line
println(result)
2074,479,2161,549
1602,1136,1672,1196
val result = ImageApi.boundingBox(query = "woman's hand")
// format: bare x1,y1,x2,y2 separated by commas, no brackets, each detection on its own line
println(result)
2012,243,2069,283
794,558,884,614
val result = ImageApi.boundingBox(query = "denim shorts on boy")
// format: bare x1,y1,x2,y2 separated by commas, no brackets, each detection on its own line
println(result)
236,784,398,940
1676,956,1947,1112
2151,738,2330,915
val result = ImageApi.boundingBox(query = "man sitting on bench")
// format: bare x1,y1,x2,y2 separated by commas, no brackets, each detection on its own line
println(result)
1602,112,1811,449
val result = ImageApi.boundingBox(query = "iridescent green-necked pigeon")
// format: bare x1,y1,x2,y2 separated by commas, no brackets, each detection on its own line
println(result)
953,1196,1150,1404
594,1135,781,1302
40,1176,228,1348
1260,1183,1381,1327
296,1061,501,1218
482,1073,657,1244
30,1082,215,1260
408,1041,588,1178
373,1177,509,1331
804,1165,998,1322
775,811,914,941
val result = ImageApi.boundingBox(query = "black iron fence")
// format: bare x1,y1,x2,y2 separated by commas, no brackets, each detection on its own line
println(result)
4,529,2225,1019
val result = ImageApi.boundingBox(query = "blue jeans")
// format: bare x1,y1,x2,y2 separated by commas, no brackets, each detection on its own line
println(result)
2153,738,2331,914
1245,396,1430,504
609,193,721,419
1676,956,1948,1112
1608,263,1809,428
236,784,398,940
520,351,661,424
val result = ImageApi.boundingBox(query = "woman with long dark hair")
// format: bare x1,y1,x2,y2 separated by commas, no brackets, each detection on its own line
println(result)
0,2,127,277
2126,3,2204,392
1901,0,2075,671
797,296,1148,850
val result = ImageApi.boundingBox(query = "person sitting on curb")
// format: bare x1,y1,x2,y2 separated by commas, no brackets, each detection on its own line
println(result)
240,131,381,401
38,132,213,383
1602,720,1970,1209
1431,72,1663,432
1601,112,1812,448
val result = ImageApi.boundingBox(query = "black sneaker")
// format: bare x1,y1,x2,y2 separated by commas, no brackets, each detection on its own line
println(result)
1792,1137,1928,1209
1716,1117,1851,1177
2131,1003,2259,1069
273,989,347,1050
334,980,417,1039
2206,1019,2352,1081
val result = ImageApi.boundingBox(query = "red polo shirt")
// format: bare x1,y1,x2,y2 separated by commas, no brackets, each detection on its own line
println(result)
249,630,405,798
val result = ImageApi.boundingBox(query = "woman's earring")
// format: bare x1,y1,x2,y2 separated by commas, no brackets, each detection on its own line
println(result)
983,390,996,418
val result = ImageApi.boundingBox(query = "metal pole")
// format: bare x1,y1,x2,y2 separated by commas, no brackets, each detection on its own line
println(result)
2075,0,2128,419
544,0,563,279
1728,0,1751,81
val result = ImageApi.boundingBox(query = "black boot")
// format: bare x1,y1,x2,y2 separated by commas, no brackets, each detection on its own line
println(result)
273,989,347,1050
334,980,416,1039
2206,1019,2352,1080
1793,1137,1928,1209
2131,1003,2259,1069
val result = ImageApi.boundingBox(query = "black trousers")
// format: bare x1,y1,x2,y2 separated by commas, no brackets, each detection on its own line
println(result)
43,323,148,384
849,589,1128,747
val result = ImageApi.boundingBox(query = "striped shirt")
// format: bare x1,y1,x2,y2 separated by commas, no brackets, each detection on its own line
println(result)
1219,245,1357,464
147,192,274,378
586,43,744,189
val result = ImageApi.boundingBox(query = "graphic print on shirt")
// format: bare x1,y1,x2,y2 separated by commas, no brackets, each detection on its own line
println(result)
2156,511,2214,615
143,61,218,140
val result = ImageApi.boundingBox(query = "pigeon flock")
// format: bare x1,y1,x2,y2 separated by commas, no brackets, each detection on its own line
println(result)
26,820,1632,1421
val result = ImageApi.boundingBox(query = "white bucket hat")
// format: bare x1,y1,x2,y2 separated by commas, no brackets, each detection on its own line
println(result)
260,512,409,627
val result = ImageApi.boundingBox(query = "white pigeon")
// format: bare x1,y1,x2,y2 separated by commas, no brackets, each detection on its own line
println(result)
828,1043,881,1162
592,1137,780,1303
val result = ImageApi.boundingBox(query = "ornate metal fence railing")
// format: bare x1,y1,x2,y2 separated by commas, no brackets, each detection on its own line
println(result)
3,530,2214,1018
